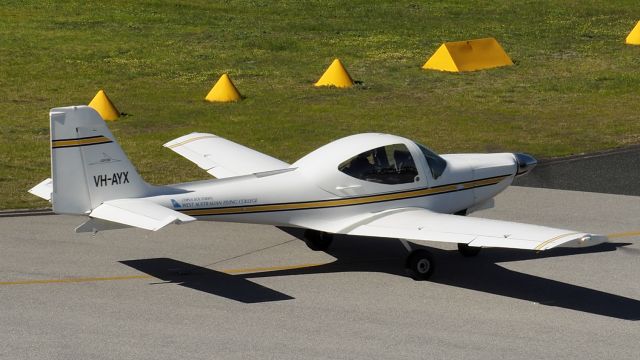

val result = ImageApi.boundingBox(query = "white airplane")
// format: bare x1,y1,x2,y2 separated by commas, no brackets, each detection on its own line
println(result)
29,106,607,280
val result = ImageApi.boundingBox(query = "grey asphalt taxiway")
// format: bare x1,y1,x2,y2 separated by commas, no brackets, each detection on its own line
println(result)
1,186,639,359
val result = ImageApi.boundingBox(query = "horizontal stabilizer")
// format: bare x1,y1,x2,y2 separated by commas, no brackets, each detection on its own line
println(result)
334,208,607,251
29,178,53,201
87,198,196,231
75,218,132,233
163,132,289,178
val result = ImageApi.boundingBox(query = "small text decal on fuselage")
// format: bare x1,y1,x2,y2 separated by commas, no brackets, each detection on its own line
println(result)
93,171,129,187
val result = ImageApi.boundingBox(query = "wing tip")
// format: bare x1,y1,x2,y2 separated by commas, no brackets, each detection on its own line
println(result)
539,233,609,250
163,132,217,148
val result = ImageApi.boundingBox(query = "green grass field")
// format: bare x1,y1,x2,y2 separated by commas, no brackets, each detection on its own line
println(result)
2,0,640,209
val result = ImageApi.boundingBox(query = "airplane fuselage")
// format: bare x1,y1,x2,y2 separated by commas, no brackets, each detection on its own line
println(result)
146,153,517,233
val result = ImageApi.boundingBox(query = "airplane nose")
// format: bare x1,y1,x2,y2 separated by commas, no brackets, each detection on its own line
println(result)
514,153,537,176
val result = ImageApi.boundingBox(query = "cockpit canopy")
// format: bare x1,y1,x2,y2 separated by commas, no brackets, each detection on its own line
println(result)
293,133,448,191
338,144,418,185
336,142,447,185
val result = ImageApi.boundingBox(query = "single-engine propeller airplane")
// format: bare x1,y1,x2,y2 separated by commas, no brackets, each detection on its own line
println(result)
29,106,607,280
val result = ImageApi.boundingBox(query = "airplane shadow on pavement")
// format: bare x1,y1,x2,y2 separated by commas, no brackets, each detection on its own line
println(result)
121,228,640,320
119,258,294,303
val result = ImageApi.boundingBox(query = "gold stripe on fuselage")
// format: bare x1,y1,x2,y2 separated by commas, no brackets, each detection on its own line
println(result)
181,174,511,217
52,136,112,148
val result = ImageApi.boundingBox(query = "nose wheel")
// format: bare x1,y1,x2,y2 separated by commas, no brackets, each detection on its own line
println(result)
399,239,435,280
405,249,435,280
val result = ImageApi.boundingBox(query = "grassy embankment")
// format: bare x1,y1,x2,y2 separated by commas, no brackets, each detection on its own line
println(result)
1,1,640,209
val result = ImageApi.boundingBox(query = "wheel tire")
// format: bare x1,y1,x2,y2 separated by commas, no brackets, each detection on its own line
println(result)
457,243,482,257
405,250,435,281
304,230,333,251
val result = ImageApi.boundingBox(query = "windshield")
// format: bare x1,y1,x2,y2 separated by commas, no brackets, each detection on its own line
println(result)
417,143,447,179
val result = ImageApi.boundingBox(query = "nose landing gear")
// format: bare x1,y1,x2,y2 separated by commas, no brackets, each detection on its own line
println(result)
405,249,435,280
303,230,334,251
400,239,435,281
457,243,482,257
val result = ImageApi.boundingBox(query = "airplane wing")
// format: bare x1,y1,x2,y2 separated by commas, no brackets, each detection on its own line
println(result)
77,198,196,232
327,208,607,250
163,132,290,178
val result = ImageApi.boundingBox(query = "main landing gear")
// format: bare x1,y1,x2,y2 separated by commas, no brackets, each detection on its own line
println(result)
303,229,334,251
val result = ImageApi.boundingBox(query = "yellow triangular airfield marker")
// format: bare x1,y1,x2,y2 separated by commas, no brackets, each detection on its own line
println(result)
314,58,354,88
423,45,459,72
625,21,640,45
205,73,242,102
88,90,120,121
423,38,513,72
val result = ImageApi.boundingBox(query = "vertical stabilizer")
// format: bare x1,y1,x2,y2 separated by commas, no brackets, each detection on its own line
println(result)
50,106,150,215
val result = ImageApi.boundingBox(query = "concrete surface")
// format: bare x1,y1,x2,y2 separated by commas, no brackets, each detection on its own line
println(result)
1,187,639,359
514,145,640,196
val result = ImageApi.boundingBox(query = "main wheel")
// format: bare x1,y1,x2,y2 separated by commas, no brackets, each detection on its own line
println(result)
457,243,482,257
304,230,333,251
405,249,435,281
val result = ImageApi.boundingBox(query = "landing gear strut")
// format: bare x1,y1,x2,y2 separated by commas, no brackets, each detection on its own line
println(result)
453,209,482,257
400,239,435,281
457,243,482,257
303,230,333,251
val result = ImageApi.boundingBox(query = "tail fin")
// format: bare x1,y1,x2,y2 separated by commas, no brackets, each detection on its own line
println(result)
50,106,151,215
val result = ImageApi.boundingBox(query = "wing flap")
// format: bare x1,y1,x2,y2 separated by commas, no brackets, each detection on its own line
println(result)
341,208,607,250
163,132,289,178
86,199,196,231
